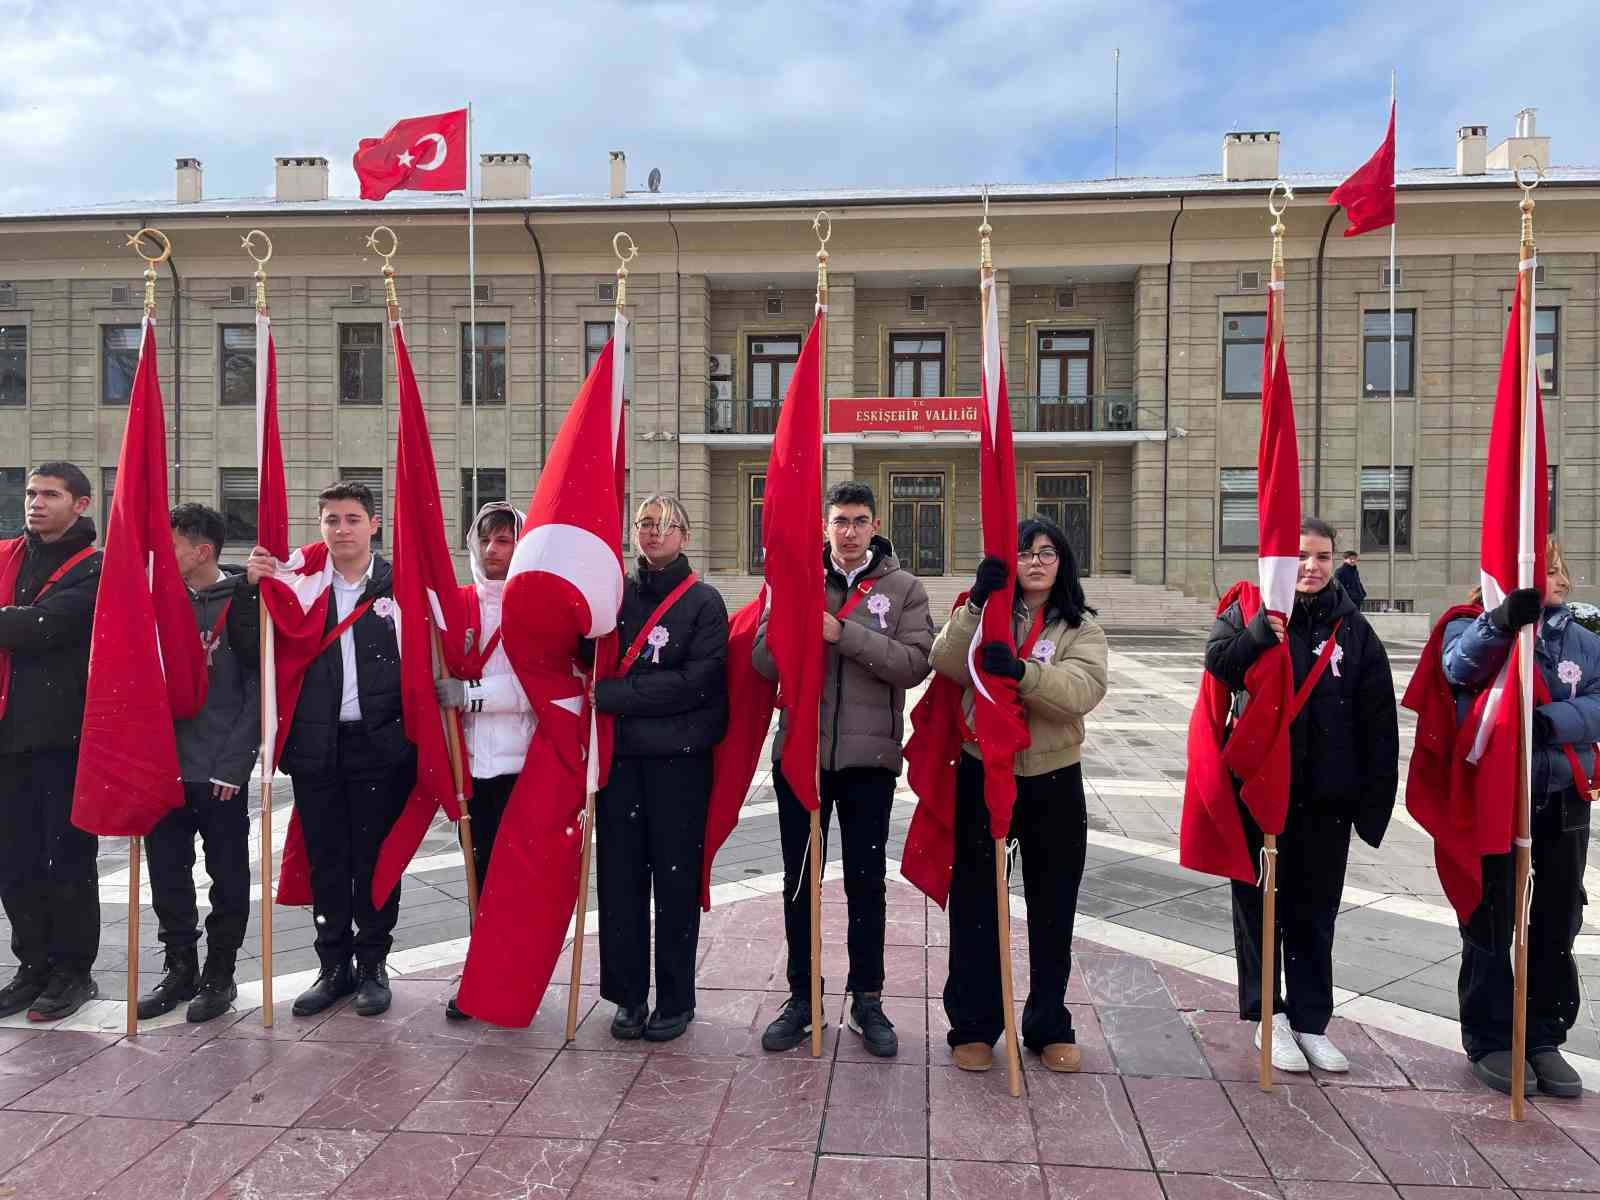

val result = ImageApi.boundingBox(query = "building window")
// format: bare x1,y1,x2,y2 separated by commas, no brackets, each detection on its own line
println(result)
748,335,800,434
219,324,255,406
1218,468,1258,553
461,323,506,404
1536,307,1559,394
341,467,384,547
1222,313,1266,399
1362,309,1414,396
100,467,117,533
0,326,25,406
219,468,258,548
748,473,765,573
339,323,384,404
102,325,141,405
1360,466,1412,553
890,334,945,397
460,468,508,542
0,467,22,537
584,321,634,388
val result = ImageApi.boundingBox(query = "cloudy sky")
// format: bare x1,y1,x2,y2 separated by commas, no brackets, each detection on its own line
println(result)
2,0,1596,210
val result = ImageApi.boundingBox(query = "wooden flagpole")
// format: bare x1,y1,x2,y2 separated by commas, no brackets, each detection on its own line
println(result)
434,628,477,927
980,196,1023,1099
811,212,830,1059
1509,163,1541,1120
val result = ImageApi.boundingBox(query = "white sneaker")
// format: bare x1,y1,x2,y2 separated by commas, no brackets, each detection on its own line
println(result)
1293,1030,1349,1072
1253,1012,1310,1072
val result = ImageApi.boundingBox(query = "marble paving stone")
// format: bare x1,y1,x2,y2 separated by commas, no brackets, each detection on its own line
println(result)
880,944,928,998
399,1046,555,1135
501,1050,644,1141
1077,952,1174,1008
1158,1174,1285,1199
477,985,600,1051
202,1126,386,1200
1064,961,1092,1006
691,1147,813,1200
1393,1188,1511,1199
928,1160,1046,1200
106,1037,281,1121
1182,1009,1261,1082
1309,1018,1411,1088
928,1066,1037,1163
819,1061,926,1158
652,989,768,1058
698,938,786,991
1322,1086,1502,1188
1152,962,1237,1012
215,998,344,1041
1223,1080,1384,1183
1097,1004,1210,1078
304,978,458,1046
809,1154,927,1200
1360,1026,1480,1092
1404,1089,1600,1193
1277,1184,1402,1199
712,1054,830,1151
569,1139,707,1200
1027,1071,1149,1170
836,992,928,1065
90,1121,281,1200
1039,1165,1165,1199
605,1053,737,1146
0,1109,85,1176
294,1042,463,1131
0,1028,41,1055
1124,1075,1268,1177
0,1031,117,1107
0,1115,182,1200
197,1041,374,1127
451,1135,595,1200
331,1130,488,1199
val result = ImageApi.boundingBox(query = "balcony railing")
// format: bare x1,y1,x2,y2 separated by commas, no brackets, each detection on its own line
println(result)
706,397,783,435
703,392,1138,435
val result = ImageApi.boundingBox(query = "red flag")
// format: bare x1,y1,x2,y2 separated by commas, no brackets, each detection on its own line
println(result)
370,318,470,907
455,315,627,1027
1329,99,1396,237
353,109,468,201
73,318,209,836
255,315,288,561
763,309,826,812
901,593,975,907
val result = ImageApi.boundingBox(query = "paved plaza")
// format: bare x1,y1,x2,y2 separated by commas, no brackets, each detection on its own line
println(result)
5,619,1600,1197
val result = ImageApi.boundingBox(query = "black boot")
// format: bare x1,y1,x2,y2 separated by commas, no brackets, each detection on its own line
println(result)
137,947,200,1020
0,965,50,1019
187,951,238,1024
610,1003,649,1040
353,961,392,1017
27,969,99,1022
292,960,356,1017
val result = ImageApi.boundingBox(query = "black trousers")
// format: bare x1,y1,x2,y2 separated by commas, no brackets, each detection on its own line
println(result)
1230,797,1352,1034
288,724,414,969
0,750,99,975
466,773,517,894
944,754,1087,1050
776,763,894,998
1459,791,1589,1059
595,753,711,1016
144,780,250,958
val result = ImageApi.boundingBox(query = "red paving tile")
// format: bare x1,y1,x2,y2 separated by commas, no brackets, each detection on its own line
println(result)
569,1139,706,1200
1040,1165,1165,1199
603,1053,737,1146
811,1154,926,1200
0,1115,182,1200
501,1050,643,1140
1124,1075,1268,1177
1027,1071,1149,1170
928,1159,1046,1200
711,1054,830,1151
90,1122,281,1200
451,1135,595,1199
692,1146,814,1199
332,1130,488,1199
203,1127,387,1199
820,1061,926,1158
0,1109,85,1176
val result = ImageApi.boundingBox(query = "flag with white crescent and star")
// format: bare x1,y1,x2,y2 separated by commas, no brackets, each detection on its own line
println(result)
352,108,468,201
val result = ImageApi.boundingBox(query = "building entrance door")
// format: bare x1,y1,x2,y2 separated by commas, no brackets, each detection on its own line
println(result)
888,473,946,576
1033,472,1093,576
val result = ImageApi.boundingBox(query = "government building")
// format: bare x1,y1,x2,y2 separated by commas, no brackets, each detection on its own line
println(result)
0,111,1594,618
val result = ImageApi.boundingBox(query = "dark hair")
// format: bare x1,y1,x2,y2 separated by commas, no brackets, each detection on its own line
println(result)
1301,517,1338,546
1343,550,1359,561
319,480,376,517
30,461,92,500
825,480,876,517
477,509,518,539
170,503,226,559
1016,516,1097,628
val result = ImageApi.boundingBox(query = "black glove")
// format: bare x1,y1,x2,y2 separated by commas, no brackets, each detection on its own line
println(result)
1532,709,1555,745
1489,587,1542,633
970,556,1009,609
979,641,1026,682
576,637,596,668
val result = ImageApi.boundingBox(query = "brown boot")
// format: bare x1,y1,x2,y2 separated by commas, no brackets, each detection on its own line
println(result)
951,1042,993,1072
1041,1043,1081,1073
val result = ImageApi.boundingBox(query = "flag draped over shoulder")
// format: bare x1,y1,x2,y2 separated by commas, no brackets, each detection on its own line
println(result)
1330,99,1396,237
370,318,468,907
455,314,627,1027
73,318,209,837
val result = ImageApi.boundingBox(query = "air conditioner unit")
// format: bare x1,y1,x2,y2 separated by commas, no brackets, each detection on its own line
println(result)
709,380,734,401
710,400,734,432
708,353,733,378
1107,399,1135,428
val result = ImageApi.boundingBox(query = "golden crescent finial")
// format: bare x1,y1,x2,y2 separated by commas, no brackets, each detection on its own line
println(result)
365,225,399,265
1514,155,1544,196
241,230,273,267
812,211,832,248
1267,181,1294,219
612,231,638,266
125,227,172,266
980,185,991,236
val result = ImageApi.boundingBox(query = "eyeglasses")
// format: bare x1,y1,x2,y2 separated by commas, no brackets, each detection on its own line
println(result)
634,519,684,534
1017,548,1059,565
829,516,874,531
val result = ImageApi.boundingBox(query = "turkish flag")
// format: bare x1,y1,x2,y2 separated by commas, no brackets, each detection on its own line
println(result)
1329,99,1396,237
454,315,627,1027
73,318,209,837
353,109,468,201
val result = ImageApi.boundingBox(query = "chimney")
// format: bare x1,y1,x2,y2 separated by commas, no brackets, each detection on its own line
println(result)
481,153,532,201
609,150,626,198
1456,126,1487,176
1222,131,1280,182
1486,107,1551,172
175,157,203,204
274,156,330,202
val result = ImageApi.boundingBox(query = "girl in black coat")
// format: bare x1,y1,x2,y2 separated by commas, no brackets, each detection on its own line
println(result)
592,494,729,1042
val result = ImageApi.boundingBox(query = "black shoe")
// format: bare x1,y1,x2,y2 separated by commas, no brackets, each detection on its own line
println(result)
610,1003,649,1040
292,961,356,1017
1470,1050,1534,1096
761,997,814,1052
445,995,471,1022
136,947,200,1020
186,953,237,1024
643,1009,693,1042
847,991,899,1058
0,966,49,1019
353,962,391,1017
1530,1047,1584,1098
27,970,99,1022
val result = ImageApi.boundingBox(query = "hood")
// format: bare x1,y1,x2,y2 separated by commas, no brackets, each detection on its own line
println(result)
26,514,97,554
467,500,527,589
1292,577,1359,628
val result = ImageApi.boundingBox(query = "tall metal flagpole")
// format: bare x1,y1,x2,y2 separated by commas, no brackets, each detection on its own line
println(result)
810,211,830,1060
468,101,479,533
1387,70,1398,611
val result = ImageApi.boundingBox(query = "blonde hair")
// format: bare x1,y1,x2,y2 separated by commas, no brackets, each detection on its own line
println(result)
1467,536,1570,605
632,494,691,554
